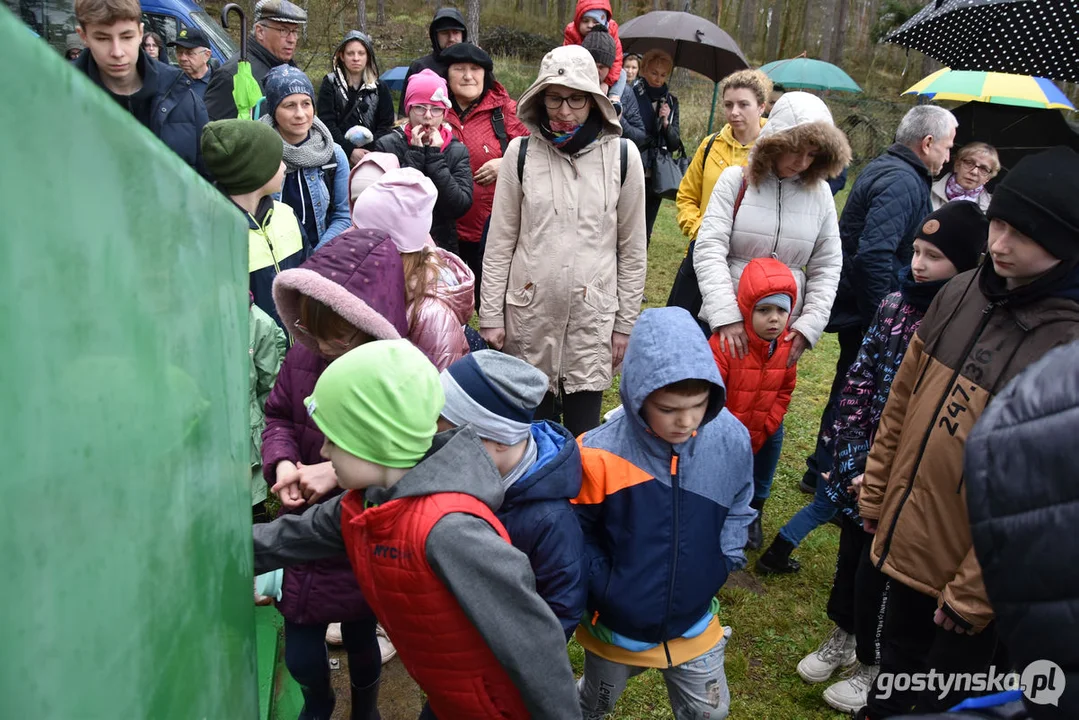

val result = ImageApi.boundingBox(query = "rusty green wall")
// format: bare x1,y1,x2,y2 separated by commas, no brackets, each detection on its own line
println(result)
0,6,258,717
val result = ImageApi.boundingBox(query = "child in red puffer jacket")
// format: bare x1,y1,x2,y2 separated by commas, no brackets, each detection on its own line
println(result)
563,0,626,101
709,257,798,551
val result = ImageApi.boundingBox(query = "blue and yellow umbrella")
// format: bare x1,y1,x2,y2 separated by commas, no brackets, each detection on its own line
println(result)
903,68,1075,110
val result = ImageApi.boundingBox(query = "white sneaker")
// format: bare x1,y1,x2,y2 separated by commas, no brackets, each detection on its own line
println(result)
377,624,397,665
797,626,857,683
823,662,879,713
325,622,343,646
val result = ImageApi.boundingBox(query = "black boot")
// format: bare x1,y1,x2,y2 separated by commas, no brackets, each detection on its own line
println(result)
350,677,381,720
756,535,802,574
746,497,765,550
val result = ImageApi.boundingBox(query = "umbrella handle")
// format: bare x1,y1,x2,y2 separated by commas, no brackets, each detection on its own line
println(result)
221,3,247,61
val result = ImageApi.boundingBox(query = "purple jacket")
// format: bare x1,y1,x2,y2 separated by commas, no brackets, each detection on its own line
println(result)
261,227,408,624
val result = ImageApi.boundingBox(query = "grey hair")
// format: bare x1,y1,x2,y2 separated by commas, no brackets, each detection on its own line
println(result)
895,105,957,147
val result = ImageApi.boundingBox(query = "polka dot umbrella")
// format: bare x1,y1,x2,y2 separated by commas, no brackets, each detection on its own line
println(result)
884,0,1079,83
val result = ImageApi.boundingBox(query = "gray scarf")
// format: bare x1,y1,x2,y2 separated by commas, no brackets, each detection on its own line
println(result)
501,434,539,490
260,114,335,173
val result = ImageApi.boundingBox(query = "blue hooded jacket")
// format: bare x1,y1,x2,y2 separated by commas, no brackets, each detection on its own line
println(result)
497,421,587,639
574,307,754,646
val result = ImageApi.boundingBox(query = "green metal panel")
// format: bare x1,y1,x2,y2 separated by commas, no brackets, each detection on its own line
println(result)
0,7,258,718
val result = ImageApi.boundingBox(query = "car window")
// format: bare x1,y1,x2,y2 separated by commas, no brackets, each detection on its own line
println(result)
143,13,179,63
189,10,238,60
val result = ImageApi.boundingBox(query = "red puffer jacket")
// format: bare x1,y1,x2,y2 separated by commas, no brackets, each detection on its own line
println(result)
445,82,528,244
562,0,623,87
709,257,798,453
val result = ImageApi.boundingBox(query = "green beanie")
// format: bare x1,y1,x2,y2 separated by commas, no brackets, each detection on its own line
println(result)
200,120,284,195
305,340,444,469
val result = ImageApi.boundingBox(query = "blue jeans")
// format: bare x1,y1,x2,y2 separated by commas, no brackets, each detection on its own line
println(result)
778,471,838,546
752,424,785,501
577,627,732,719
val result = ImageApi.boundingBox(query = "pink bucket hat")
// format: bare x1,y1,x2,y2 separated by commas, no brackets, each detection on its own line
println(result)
348,152,400,214
351,167,437,253
404,69,452,113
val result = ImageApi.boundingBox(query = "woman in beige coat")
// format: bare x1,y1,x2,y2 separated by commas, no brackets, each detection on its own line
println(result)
479,45,647,436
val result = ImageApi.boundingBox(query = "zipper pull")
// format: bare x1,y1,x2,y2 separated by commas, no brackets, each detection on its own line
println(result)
483,144,490,155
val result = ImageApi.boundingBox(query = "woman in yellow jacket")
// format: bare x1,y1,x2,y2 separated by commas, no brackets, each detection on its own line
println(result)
676,69,772,240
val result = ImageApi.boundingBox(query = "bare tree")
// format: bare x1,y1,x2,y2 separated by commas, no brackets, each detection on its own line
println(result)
829,0,850,66
357,0,367,32
467,0,480,45
764,0,781,61
376,0,385,24
737,0,757,57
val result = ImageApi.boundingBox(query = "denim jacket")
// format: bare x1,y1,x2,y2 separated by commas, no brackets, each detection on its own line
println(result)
275,144,352,250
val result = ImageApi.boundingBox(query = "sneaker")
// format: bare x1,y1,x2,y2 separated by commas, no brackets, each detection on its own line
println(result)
325,622,343,646
797,626,857,683
376,624,397,664
823,662,879,713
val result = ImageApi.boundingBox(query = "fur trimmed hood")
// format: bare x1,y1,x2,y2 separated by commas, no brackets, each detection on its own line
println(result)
272,228,409,352
747,91,850,187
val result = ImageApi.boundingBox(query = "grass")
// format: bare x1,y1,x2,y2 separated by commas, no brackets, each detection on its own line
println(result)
572,202,847,720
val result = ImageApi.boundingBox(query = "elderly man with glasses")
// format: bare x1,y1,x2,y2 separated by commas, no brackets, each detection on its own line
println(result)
203,0,308,121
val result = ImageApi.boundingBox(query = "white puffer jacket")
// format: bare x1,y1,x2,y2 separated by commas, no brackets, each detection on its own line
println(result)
694,92,848,347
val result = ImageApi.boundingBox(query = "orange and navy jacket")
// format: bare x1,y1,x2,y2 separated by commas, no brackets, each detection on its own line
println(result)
710,257,799,453
572,307,754,666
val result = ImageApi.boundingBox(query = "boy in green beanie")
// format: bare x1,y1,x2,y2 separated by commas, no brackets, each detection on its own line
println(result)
201,119,306,330
253,340,580,719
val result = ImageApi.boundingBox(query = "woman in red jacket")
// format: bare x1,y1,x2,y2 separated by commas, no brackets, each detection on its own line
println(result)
441,42,528,305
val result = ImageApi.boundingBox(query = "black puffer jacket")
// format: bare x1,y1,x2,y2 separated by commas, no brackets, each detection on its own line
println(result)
317,31,395,156
399,7,468,114
75,48,207,172
962,338,1079,720
203,38,295,121
372,127,473,254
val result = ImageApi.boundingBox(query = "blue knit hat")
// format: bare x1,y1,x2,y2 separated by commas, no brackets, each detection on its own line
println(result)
264,65,315,119
439,351,548,445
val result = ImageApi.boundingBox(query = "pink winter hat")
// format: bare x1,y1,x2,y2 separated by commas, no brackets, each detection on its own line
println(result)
404,69,452,113
348,152,400,213
351,167,437,253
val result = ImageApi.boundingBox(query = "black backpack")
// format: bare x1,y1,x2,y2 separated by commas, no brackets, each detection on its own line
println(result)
516,136,629,186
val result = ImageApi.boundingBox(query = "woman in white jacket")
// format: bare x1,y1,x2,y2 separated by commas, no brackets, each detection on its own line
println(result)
694,91,850,365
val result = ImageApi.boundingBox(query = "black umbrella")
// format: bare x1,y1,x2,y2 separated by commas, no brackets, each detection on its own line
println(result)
951,100,1079,182
884,0,1079,83
619,11,749,132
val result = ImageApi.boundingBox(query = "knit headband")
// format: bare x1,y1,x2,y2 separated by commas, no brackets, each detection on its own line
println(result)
440,359,533,445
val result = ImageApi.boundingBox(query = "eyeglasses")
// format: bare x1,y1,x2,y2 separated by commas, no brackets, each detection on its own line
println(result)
293,320,360,350
409,104,445,117
262,24,301,39
959,158,994,176
544,93,589,110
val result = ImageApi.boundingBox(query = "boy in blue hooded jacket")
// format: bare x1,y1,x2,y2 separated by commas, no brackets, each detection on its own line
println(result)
437,350,587,639
573,307,755,719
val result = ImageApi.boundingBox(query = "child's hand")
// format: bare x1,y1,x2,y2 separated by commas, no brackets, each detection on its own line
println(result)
298,461,339,504
717,322,749,360
862,518,878,534
272,460,305,509
409,125,428,147
427,126,443,148
785,330,810,366
254,578,274,606
848,473,865,499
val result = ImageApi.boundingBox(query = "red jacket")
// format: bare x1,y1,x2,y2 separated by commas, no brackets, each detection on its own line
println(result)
340,490,530,719
445,82,529,244
563,0,623,88
709,257,798,453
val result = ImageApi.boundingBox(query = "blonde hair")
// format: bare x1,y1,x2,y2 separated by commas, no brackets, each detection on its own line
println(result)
956,142,1001,177
75,0,141,26
641,49,674,74
336,40,380,87
719,69,773,106
401,247,448,331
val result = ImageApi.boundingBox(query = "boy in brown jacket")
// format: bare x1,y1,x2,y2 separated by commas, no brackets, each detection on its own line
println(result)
858,148,1079,719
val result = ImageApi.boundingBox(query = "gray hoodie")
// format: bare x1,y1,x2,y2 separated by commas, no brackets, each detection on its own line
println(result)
253,426,581,719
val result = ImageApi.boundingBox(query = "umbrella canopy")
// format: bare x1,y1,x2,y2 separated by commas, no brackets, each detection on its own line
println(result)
380,65,409,92
759,57,862,92
884,0,1079,83
904,68,1075,109
951,100,1079,176
618,11,748,82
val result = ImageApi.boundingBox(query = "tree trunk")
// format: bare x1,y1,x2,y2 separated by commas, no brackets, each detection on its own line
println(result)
357,0,367,32
376,0,385,24
467,0,480,46
764,0,781,61
801,0,811,56
558,0,568,28
738,0,757,55
830,0,849,67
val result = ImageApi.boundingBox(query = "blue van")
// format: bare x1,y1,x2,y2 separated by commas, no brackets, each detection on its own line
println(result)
8,0,237,64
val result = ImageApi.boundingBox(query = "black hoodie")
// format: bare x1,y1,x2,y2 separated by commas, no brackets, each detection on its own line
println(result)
399,7,468,114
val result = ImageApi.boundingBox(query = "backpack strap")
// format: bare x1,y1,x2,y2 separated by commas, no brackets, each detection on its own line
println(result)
321,161,338,210
700,132,721,173
619,138,628,186
517,136,529,185
732,172,748,219
491,107,509,154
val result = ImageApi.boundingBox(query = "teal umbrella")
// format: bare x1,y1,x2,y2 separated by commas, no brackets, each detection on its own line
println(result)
759,57,862,93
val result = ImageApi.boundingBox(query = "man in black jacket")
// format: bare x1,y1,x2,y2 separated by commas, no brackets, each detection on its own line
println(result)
74,0,207,172
800,105,957,494
398,7,468,115
203,0,307,121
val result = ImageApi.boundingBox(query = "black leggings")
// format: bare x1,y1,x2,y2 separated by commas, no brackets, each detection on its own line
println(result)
456,240,483,310
535,390,604,438
826,518,890,666
644,190,663,246
283,618,382,720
